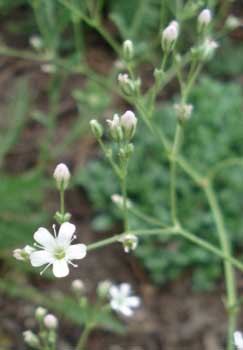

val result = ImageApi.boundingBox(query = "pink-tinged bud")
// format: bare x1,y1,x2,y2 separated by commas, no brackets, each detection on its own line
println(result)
53,163,70,190
44,314,58,329
120,110,137,139
198,9,212,27
162,21,179,52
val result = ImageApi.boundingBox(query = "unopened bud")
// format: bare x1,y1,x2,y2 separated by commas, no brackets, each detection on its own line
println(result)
162,21,179,52
119,234,138,253
123,40,134,61
120,110,137,140
111,194,132,208
13,245,34,261
97,280,112,298
198,9,212,30
174,103,193,123
72,279,84,293
44,314,58,329
200,38,219,61
90,119,103,139
53,163,70,190
29,35,43,50
35,307,47,321
118,73,136,96
23,331,40,348
106,114,123,142
225,15,241,30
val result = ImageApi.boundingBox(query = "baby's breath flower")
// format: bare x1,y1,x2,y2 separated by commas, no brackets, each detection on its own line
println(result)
23,330,40,347
123,40,134,60
13,245,35,261
72,279,84,292
29,35,43,50
234,331,243,350
106,114,123,141
162,21,179,52
119,234,138,253
225,15,241,30
90,119,103,139
53,163,70,190
174,103,193,123
109,283,140,317
44,314,58,329
35,307,47,321
198,9,212,28
97,280,112,298
201,38,219,60
111,194,132,208
30,222,87,278
120,110,137,140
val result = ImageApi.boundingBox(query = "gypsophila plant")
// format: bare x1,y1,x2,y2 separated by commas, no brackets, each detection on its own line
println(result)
8,1,243,350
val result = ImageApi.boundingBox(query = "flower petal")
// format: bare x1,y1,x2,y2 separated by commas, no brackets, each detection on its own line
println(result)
30,250,53,267
52,259,69,278
109,286,120,299
34,228,56,250
67,244,87,260
126,296,140,308
120,283,131,296
57,222,76,246
120,305,133,317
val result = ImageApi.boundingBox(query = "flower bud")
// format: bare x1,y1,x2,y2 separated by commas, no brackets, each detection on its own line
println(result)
71,279,84,293
106,114,123,142
123,40,134,61
53,163,70,190
198,9,212,30
120,110,137,140
119,234,138,253
225,15,241,30
174,103,193,123
13,245,35,261
97,280,112,298
162,21,179,52
29,35,43,50
23,330,40,348
118,73,136,96
90,119,103,139
35,307,47,321
200,38,219,61
44,314,58,329
111,194,132,209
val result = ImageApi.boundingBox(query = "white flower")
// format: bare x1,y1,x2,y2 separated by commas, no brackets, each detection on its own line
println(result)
106,114,123,141
35,307,47,320
234,331,243,350
13,245,35,261
109,283,140,317
111,194,132,209
44,314,58,329
97,280,112,298
198,9,212,26
201,38,219,60
29,35,43,50
118,73,130,84
119,234,138,253
29,222,87,278
174,103,193,122
41,63,56,74
53,163,71,190
23,330,40,347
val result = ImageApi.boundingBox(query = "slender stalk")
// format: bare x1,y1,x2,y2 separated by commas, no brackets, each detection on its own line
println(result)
121,174,128,231
205,182,238,350
60,187,65,222
76,325,93,350
170,123,183,224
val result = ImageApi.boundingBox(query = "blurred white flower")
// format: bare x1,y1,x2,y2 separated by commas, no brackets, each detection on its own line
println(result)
44,314,58,329
123,39,134,60
29,35,43,50
234,331,243,350
29,222,87,278
201,38,219,60
119,234,138,253
109,283,140,316
23,330,40,347
72,279,84,292
198,9,212,26
111,194,132,208
41,63,56,74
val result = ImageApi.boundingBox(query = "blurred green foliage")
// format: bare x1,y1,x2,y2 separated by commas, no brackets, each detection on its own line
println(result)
76,76,243,290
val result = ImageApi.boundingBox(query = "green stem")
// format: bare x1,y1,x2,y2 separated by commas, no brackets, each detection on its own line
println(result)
170,123,183,224
121,174,128,231
205,182,238,350
76,324,93,350
60,187,65,222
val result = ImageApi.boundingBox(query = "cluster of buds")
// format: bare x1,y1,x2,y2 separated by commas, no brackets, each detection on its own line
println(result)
162,20,179,52
23,308,58,349
119,233,138,253
191,37,218,62
118,73,141,96
107,110,137,142
111,194,132,209
174,103,193,123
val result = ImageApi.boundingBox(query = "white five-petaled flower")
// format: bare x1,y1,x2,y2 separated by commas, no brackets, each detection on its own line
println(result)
234,331,243,350
109,283,140,317
30,222,87,278
119,234,138,253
